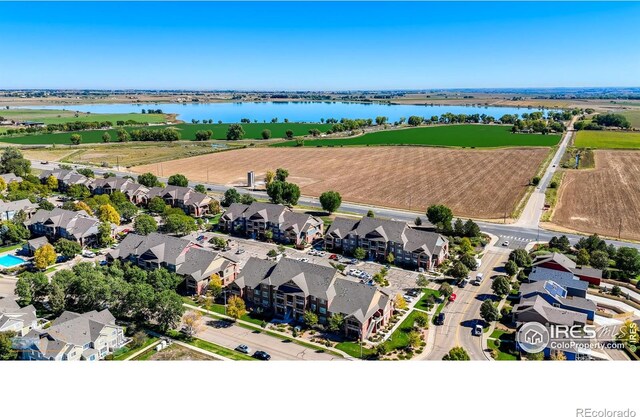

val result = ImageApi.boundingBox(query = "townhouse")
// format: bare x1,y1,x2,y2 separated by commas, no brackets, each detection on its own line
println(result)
24,208,105,246
0,173,23,185
0,198,37,221
532,252,603,285
38,169,213,217
144,185,212,217
39,168,91,191
108,232,238,295
0,297,38,336
19,309,125,361
230,257,394,340
219,202,323,246
325,216,448,270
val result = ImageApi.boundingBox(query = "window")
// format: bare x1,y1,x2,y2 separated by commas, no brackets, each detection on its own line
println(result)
319,307,326,314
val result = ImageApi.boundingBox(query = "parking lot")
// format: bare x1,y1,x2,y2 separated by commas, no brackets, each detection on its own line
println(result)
190,232,427,296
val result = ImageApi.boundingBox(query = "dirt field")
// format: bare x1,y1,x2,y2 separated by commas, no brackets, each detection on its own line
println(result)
145,344,215,361
23,142,225,167
132,147,549,220
552,150,640,241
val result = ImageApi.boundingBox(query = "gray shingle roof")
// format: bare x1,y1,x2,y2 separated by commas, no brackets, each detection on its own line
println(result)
25,208,100,239
0,199,37,215
110,232,235,282
514,295,588,326
234,257,276,289
528,267,589,292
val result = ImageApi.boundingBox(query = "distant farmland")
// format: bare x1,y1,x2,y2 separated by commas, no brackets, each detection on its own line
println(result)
0,109,166,125
272,125,561,148
0,122,331,145
552,150,640,241
573,130,640,149
131,146,549,220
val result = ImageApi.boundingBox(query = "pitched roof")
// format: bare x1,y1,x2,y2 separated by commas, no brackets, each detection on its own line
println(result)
237,256,392,324
234,257,277,289
327,216,447,256
27,309,117,351
0,173,22,183
221,202,322,233
0,199,37,214
520,280,596,312
514,295,588,326
25,208,100,239
532,252,577,270
110,232,235,282
27,236,49,250
528,267,589,292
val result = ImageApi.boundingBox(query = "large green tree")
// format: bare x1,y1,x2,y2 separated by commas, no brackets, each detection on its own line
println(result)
319,191,342,213
168,174,188,187
480,299,500,323
134,214,158,235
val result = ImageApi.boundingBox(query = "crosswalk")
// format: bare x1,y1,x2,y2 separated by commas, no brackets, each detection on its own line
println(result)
498,235,533,242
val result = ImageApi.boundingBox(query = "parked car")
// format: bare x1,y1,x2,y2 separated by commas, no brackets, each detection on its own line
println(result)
435,313,445,326
99,260,108,266
299,258,310,263
235,344,251,354
82,250,96,259
473,324,483,336
502,241,510,247
329,254,339,260
449,293,457,302
458,279,468,288
196,235,206,242
253,350,271,360
474,273,484,285
236,249,245,254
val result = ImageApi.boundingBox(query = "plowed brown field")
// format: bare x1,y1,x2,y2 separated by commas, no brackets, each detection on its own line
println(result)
553,150,640,241
132,147,549,220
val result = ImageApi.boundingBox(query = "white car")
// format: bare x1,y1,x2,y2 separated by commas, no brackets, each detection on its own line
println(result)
308,249,318,256
82,250,96,258
502,241,510,247
299,258,310,263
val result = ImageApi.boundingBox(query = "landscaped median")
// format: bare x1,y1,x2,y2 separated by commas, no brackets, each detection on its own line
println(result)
541,170,565,222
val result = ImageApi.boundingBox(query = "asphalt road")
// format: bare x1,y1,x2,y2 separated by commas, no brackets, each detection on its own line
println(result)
427,247,509,360
30,160,640,251
515,119,575,229
194,315,344,361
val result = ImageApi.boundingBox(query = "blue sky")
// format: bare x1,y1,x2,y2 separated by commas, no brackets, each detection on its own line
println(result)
0,1,639,90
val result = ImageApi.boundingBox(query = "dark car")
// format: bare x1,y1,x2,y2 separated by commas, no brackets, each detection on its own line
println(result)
458,279,468,289
435,313,445,326
253,350,271,361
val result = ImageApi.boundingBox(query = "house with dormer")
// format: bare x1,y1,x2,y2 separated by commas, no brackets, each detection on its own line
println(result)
25,208,106,247
229,257,393,339
219,202,323,246
108,232,238,295
19,309,125,361
325,216,448,270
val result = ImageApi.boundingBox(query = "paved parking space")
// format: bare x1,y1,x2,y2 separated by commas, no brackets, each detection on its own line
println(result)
356,262,424,293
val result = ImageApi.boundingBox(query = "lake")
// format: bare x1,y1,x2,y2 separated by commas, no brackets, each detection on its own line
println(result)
19,102,552,123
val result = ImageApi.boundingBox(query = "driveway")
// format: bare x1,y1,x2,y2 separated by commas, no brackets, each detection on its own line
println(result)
195,316,344,361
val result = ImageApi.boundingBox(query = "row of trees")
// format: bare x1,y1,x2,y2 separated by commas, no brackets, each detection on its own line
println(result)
15,261,185,332
425,204,481,238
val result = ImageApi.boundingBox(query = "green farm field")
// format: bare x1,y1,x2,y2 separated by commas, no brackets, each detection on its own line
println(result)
0,122,331,145
272,124,561,148
574,130,640,149
0,109,166,125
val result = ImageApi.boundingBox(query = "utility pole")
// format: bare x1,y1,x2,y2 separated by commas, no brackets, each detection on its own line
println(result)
619,219,623,240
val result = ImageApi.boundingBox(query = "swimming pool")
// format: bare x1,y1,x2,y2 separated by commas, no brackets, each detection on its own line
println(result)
0,254,27,269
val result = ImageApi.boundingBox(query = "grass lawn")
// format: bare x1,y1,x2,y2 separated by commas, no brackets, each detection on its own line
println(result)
488,330,517,361
0,109,166,125
415,288,441,311
187,338,256,360
111,336,159,361
0,122,332,145
271,125,561,148
335,341,375,358
0,243,22,253
620,109,640,128
574,130,640,149
384,310,425,351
